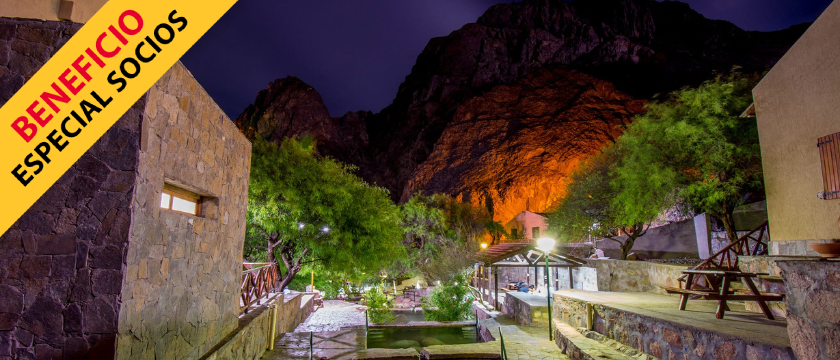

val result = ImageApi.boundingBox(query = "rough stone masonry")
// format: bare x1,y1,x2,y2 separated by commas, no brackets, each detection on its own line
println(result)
0,17,252,360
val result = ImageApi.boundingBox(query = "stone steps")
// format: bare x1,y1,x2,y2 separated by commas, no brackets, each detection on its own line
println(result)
553,321,655,360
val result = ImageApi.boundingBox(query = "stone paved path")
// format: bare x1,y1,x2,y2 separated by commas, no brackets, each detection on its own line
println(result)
294,300,367,332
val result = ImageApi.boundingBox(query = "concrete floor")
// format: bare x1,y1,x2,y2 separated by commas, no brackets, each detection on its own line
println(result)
555,289,791,348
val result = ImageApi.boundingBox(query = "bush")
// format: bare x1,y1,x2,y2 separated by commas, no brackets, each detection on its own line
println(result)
364,285,395,323
421,275,474,321
322,280,341,300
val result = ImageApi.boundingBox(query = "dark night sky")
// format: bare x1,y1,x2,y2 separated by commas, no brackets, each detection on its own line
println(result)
181,0,833,119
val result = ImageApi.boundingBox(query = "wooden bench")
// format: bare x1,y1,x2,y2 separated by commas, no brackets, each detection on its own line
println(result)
663,270,785,319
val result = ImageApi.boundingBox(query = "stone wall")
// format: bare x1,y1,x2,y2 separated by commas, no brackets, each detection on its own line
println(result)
769,239,839,256
587,260,687,294
777,260,840,360
502,292,548,326
554,295,795,360
737,256,810,318
200,293,315,360
555,267,598,291
276,294,315,334
0,18,142,359
115,62,252,359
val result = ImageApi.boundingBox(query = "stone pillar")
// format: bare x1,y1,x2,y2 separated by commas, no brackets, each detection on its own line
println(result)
694,213,712,258
777,260,840,360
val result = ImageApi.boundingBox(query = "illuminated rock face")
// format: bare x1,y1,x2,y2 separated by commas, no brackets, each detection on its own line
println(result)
401,66,645,221
235,0,804,217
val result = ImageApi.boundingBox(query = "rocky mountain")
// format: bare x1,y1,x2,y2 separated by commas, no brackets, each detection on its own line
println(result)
235,0,807,221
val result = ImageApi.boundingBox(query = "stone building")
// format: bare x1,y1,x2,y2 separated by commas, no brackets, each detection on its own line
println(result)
2,0,106,24
0,17,252,359
752,0,840,256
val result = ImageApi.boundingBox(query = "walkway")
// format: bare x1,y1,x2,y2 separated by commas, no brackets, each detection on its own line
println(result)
294,300,367,332
422,317,569,360
264,314,568,359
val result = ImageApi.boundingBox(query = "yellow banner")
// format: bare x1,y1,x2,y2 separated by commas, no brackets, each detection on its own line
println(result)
0,0,237,235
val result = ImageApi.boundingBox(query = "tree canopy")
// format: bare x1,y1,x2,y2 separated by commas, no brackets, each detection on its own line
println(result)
613,74,763,243
245,137,404,290
547,146,655,259
394,193,488,283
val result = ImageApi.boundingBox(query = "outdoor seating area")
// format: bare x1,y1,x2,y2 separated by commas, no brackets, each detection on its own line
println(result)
663,269,785,319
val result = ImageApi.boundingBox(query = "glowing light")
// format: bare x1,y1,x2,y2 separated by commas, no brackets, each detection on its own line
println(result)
298,223,305,230
322,226,330,233
536,237,556,253
480,243,488,249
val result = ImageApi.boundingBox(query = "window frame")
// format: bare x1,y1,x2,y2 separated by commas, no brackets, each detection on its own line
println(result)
161,183,202,216
818,132,840,200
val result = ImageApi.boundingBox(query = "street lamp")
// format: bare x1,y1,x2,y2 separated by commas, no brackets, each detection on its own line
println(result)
536,236,556,341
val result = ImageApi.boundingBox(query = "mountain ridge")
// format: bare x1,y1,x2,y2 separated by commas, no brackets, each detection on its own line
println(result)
234,0,807,220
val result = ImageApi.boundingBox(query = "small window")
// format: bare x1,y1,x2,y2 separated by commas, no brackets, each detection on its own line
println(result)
510,228,519,239
160,183,201,216
532,227,540,239
818,132,840,200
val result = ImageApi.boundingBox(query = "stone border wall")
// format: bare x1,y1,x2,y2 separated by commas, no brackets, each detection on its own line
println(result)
200,293,315,360
587,260,688,294
554,295,795,360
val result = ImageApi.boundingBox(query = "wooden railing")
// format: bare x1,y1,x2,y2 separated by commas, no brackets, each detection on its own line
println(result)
240,262,279,314
679,221,769,291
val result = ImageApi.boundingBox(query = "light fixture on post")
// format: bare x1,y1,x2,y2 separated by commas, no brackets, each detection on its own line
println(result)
536,236,556,341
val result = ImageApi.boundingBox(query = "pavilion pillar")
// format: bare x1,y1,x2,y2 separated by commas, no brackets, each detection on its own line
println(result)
569,267,574,289
480,265,485,303
493,267,499,309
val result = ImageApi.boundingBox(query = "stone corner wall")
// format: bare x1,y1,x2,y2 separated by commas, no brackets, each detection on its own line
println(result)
116,62,252,359
502,293,548,326
0,17,143,359
777,260,840,360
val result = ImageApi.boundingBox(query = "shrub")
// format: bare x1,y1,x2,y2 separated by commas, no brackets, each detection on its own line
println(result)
364,285,395,323
421,275,474,321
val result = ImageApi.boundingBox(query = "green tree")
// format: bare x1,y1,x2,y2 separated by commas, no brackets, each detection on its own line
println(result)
245,138,405,290
548,147,654,260
484,220,507,246
614,74,763,243
395,193,487,282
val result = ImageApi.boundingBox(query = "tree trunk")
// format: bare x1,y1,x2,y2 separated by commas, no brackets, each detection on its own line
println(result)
266,233,280,265
618,224,647,260
719,207,739,244
620,235,636,260
276,247,309,291
277,271,297,291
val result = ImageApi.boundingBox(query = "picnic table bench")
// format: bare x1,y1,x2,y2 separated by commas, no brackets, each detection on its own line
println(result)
401,287,418,302
662,269,785,320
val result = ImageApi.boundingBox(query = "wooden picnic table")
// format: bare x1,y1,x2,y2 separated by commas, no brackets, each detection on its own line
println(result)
401,288,418,302
662,269,785,320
